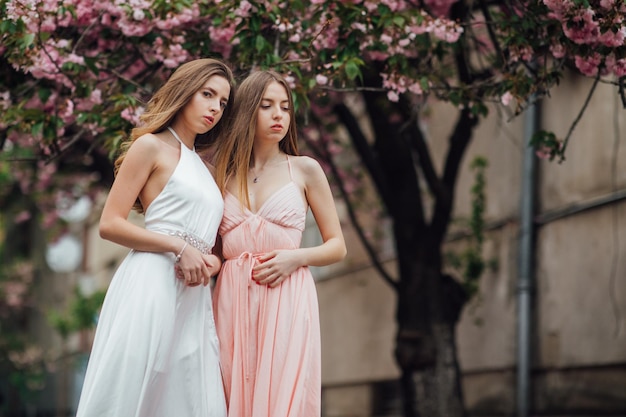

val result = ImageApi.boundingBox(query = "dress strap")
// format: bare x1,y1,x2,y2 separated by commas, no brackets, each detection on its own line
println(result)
167,126,195,151
287,155,294,181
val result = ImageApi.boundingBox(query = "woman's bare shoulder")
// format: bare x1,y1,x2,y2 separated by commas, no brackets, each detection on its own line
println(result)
290,154,322,172
290,154,326,179
127,133,164,154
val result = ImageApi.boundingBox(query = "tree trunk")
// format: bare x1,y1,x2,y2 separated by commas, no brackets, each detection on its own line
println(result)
395,256,467,417
333,81,475,417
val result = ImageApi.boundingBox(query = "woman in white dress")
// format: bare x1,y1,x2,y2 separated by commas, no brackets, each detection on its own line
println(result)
75,58,234,417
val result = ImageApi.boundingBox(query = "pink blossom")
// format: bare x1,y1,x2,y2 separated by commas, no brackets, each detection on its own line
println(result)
599,0,615,9
431,20,463,43
408,83,423,95
60,99,75,122
133,9,145,21
535,145,553,160
4,282,27,307
0,91,10,110
366,50,390,61
574,53,602,76
608,56,626,77
562,8,600,45
387,90,400,102
315,74,329,85
500,91,513,106
380,34,393,45
550,43,566,59
352,22,367,32
284,75,297,90
598,26,626,48
35,161,56,192
327,142,343,155
235,0,253,17
14,210,31,223
121,107,144,125
40,17,56,32
41,210,58,230
424,0,458,17
380,0,407,12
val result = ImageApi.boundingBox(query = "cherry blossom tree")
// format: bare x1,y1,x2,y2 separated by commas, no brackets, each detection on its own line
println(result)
1,0,624,415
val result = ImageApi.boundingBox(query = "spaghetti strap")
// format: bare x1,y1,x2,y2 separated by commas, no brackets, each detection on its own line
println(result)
168,126,195,151
167,126,182,143
287,155,294,181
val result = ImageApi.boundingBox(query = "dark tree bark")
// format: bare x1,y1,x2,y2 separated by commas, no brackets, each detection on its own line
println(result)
332,65,477,415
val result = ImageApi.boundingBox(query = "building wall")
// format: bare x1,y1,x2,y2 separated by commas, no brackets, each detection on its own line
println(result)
317,73,626,416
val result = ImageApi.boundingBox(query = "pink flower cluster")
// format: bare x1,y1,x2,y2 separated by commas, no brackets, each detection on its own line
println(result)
1,262,34,310
542,0,626,77
356,10,462,63
423,0,459,17
5,0,204,84
381,72,426,102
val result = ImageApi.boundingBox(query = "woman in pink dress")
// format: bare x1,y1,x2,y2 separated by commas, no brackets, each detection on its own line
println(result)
212,70,346,417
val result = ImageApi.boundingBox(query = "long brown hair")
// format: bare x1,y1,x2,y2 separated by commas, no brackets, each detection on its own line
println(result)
213,70,298,208
114,58,235,212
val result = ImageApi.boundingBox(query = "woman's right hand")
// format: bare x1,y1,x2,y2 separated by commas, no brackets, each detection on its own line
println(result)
175,244,212,287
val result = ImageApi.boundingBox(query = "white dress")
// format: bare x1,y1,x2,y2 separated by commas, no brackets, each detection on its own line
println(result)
76,130,226,417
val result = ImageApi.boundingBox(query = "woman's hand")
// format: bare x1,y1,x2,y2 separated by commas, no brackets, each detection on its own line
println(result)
203,253,222,279
252,250,302,288
174,244,211,287
175,251,221,287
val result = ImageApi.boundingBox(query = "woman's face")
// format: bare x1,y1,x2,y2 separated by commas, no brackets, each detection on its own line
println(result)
181,75,231,135
254,81,290,144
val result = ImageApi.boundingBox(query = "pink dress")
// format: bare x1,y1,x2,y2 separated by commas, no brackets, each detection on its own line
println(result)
213,157,321,417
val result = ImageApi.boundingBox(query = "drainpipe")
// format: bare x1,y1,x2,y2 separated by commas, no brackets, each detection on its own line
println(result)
517,98,539,417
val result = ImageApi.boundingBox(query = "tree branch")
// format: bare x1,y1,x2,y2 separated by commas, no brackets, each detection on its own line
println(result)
406,118,444,202
333,102,392,205
278,19,332,65
44,128,89,165
430,108,478,244
477,0,505,68
558,72,600,161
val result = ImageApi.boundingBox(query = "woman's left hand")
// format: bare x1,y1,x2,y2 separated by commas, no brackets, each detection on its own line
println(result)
252,250,302,288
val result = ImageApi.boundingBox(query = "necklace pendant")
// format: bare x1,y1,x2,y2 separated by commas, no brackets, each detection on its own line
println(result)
253,177,259,183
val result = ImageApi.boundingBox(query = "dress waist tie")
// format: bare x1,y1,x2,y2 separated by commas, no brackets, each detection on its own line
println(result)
234,251,263,383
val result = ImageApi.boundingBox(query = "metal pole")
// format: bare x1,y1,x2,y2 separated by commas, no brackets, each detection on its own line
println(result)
517,99,538,417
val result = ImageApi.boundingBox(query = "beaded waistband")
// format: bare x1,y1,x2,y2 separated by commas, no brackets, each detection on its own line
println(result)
168,230,212,255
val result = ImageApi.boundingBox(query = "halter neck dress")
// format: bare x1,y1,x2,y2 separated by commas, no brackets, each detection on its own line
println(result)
76,128,226,417
213,156,321,417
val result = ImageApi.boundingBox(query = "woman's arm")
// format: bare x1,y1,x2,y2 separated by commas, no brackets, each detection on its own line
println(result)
99,134,212,286
99,135,182,253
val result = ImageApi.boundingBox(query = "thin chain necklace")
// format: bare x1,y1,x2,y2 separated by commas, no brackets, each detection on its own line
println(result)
250,153,283,184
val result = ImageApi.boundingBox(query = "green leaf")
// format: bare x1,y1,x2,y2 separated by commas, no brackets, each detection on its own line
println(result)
38,89,52,104
345,60,361,80
393,16,405,27
32,121,44,137
255,35,267,52
19,33,35,49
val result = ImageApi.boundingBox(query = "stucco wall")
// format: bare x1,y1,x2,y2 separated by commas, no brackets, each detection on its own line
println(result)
317,72,626,415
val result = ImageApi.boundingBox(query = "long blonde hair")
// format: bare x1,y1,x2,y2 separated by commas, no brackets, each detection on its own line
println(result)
114,58,235,212
213,70,298,208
